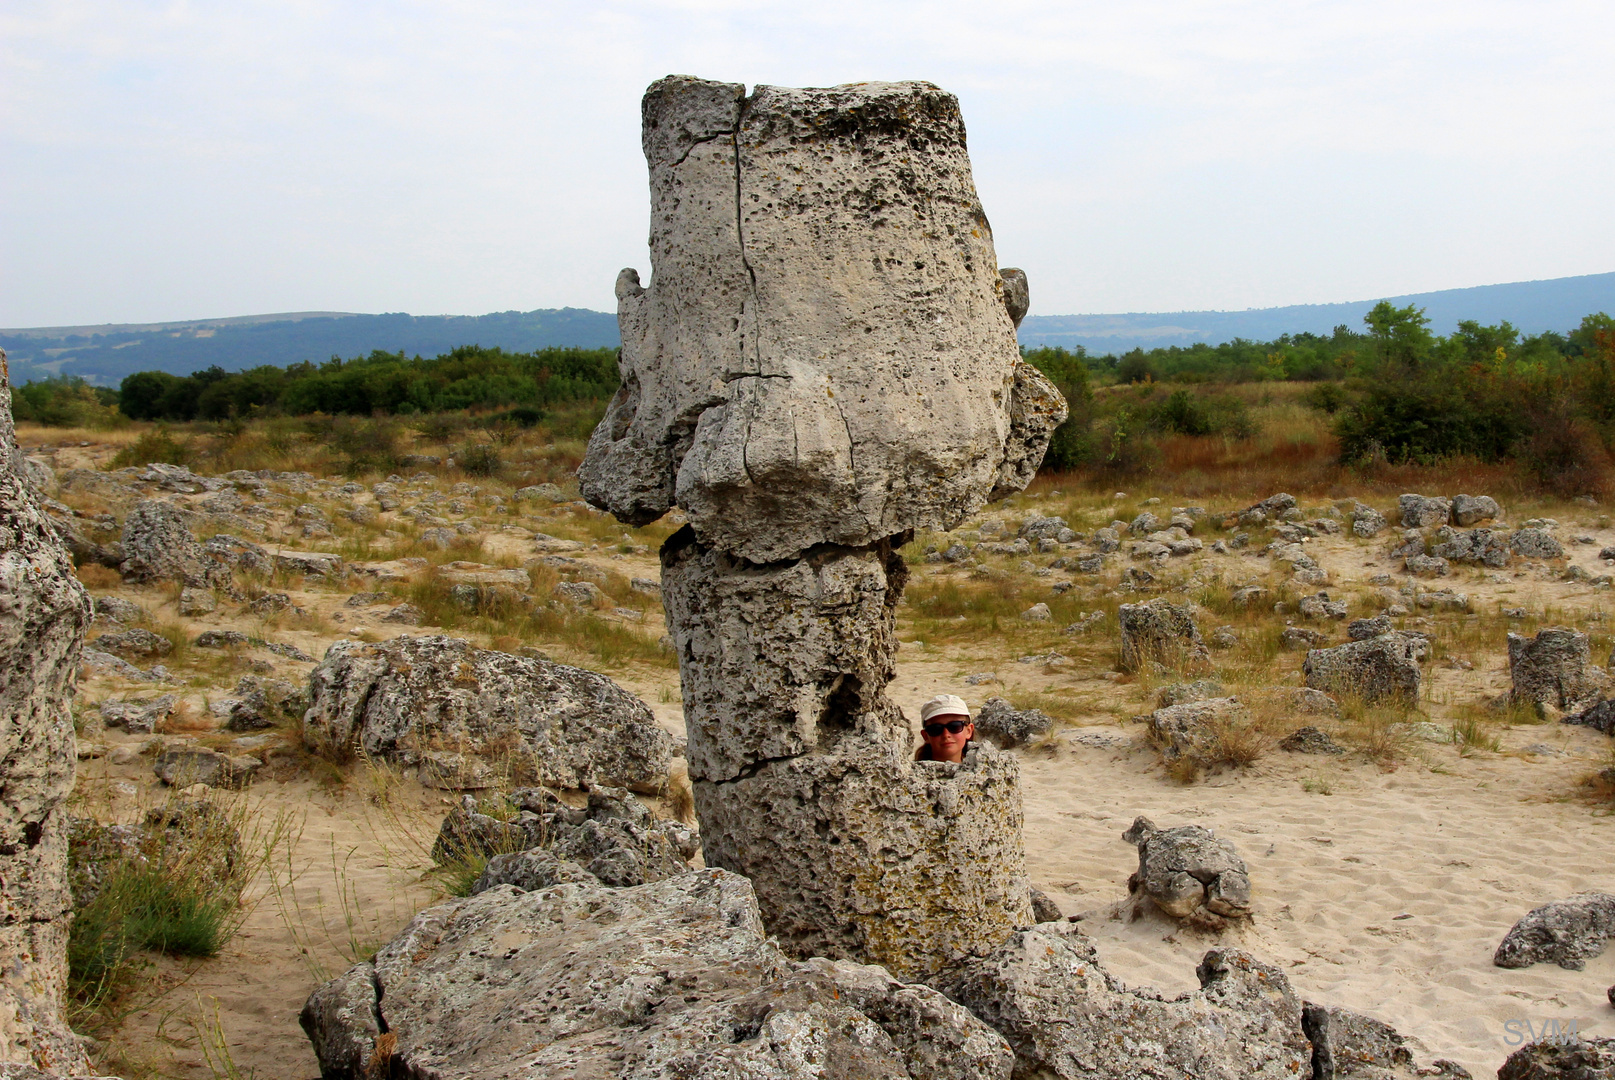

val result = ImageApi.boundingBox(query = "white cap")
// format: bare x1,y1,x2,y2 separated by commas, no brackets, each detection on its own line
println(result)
919,694,971,724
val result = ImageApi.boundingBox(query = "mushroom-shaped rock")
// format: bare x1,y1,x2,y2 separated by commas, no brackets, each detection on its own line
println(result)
577,77,1065,564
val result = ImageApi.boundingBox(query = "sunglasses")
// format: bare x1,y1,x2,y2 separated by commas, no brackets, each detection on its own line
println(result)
923,719,970,737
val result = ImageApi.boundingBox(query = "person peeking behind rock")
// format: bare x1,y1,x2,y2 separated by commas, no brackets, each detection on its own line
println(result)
916,694,975,763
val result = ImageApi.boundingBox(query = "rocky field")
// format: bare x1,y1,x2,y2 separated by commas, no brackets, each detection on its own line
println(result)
17,424,1615,1079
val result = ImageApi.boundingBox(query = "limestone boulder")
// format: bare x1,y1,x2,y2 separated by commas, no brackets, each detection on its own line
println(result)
1509,628,1603,713
1511,527,1565,560
119,499,222,586
1118,598,1208,672
1148,697,1247,764
971,697,1053,749
934,923,1310,1080
1563,699,1615,736
303,634,677,793
1350,503,1388,538
1430,526,1510,567
1304,633,1425,705
98,693,176,734
661,527,909,783
1449,493,1500,526
300,869,1013,1080
695,735,1030,981
1398,494,1451,528
1496,1036,1615,1080
577,77,1065,563
0,362,95,1076
88,627,171,660
1493,892,1615,970
1122,815,1252,921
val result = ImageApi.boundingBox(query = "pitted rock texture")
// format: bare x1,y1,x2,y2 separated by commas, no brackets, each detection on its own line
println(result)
300,869,1013,1080
1119,598,1208,672
1496,1036,1615,1080
303,634,677,792
118,499,223,586
973,697,1053,749
695,735,1030,982
578,76,1065,564
1122,816,1252,922
0,358,95,1076
1509,628,1603,714
934,923,1311,1080
1302,1003,1411,1080
660,526,908,782
1304,632,1426,705
1493,892,1615,971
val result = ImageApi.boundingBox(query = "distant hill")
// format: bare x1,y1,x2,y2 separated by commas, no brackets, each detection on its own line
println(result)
5,271,1611,386
0,308,620,386
1016,271,1615,353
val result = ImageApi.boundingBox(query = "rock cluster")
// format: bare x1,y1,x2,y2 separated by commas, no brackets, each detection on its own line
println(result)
302,634,677,793
579,77,1060,979
0,359,96,1076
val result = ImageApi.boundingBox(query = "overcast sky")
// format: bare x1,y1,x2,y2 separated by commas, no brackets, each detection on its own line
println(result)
4,1,1612,327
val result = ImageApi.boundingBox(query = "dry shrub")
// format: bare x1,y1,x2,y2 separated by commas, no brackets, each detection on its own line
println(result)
75,564,122,589
665,763,696,825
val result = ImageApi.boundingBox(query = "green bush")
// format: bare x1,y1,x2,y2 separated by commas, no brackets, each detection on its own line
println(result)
109,427,192,468
456,441,502,476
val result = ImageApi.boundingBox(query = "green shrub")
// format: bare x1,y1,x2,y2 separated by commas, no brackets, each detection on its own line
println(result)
456,441,502,476
109,427,192,468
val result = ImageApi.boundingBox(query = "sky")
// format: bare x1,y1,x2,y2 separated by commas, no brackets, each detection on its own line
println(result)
4,1,1613,327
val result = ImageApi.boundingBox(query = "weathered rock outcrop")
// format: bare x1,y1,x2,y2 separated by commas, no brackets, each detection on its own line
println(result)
1493,892,1615,970
578,77,1064,564
973,697,1053,749
1303,633,1426,705
1122,816,1252,923
578,77,1057,981
1118,598,1208,672
1497,1036,1615,1080
1509,628,1603,714
934,922,1311,1080
300,869,1014,1080
0,356,95,1075
118,499,223,586
695,734,1029,980
303,635,677,792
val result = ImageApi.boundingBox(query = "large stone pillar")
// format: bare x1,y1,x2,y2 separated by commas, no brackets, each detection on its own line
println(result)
0,352,94,1075
581,77,1065,980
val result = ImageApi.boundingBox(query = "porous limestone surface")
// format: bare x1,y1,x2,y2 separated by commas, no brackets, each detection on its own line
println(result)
579,76,1065,563
694,736,1031,982
300,869,1013,1080
1508,627,1603,713
935,922,1312,1080
0,359,95,1076
302,634,677,792
660,526,908,783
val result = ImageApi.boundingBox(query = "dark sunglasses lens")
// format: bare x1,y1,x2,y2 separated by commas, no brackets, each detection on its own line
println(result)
924,720,969,736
